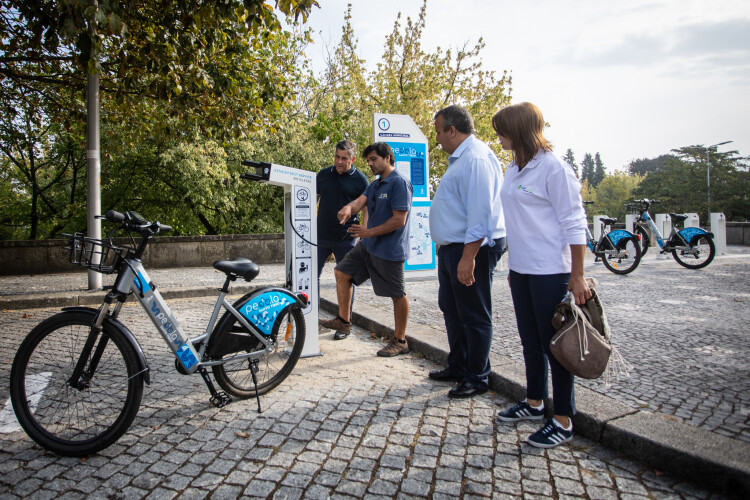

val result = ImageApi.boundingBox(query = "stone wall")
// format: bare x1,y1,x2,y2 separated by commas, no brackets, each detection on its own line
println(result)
0,234,284,276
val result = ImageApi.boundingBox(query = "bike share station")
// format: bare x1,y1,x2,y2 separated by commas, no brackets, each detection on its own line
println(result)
373,113,437,278
241,161,321,357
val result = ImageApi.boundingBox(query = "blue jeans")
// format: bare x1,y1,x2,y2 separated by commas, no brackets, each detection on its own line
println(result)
508,270,575,416
318,237,357,319
437,238,506,388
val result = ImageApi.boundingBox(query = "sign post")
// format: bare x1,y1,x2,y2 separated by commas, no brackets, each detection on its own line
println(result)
373,113,436,278
241,161,321,357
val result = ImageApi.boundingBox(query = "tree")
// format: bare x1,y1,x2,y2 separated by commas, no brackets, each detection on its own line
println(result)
0,2,318,238
1,1,319,140
633,146,749,221
581,153,595,186
592,152,606,187
562,149,578,178
588,172,643,222
305,1,512,194
627,154,674,176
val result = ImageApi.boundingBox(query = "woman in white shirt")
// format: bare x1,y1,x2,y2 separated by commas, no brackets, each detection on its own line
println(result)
491,102,592,448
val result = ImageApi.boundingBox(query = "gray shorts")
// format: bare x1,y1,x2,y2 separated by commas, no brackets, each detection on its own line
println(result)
334,242,405,298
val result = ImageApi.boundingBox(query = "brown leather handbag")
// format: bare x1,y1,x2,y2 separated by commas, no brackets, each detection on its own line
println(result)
550,278,613,380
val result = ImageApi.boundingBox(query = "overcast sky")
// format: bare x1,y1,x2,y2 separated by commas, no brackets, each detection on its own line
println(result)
301,0,749,172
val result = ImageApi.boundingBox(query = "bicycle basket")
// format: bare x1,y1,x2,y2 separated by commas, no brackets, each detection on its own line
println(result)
65,233,131,274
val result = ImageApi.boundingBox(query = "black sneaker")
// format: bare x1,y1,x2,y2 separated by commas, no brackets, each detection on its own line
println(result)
527,419,573,448
496,400,545,422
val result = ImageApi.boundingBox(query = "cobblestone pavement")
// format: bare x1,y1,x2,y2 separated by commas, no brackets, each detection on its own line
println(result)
320,249,750,444
0,298,730,499
1,248,749,444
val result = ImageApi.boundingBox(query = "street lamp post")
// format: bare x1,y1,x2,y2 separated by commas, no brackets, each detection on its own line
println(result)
705,140,732,225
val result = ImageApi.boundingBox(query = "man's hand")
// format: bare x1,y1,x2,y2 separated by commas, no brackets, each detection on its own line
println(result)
337,205,353,225
458,255,475,286
347,224,370,238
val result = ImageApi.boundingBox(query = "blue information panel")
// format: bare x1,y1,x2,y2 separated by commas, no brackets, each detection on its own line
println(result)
390,142,428,199
405,200,435,271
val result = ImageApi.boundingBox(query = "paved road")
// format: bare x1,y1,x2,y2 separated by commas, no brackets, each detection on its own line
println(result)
0,297,729,499
332,248,750,444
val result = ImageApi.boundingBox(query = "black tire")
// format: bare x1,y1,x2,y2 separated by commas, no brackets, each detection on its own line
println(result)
601,236,642,275
672,235,715,269
636,225,651,256
9,311,144,456
212,305,305,399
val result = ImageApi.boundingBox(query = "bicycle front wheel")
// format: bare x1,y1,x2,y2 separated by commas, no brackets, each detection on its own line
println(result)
601,237,642,274
9,311,144,456
212,306,306,398
636,225,651,256
672,235,715,269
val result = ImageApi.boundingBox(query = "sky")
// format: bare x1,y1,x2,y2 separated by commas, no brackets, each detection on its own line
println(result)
299,0,750,172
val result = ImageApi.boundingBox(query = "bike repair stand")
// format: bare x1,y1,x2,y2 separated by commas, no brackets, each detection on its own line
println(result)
241,161,321,358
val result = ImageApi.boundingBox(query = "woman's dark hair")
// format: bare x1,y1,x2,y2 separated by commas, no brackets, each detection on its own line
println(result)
491,102,552,168
362,142,395,165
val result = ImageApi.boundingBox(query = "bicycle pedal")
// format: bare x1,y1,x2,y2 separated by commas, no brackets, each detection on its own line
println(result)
594,257,601,262
210,391,232,408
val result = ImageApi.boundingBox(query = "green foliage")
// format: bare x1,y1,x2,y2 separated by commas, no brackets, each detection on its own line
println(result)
584,172,644,222
0,0,514,239
562,149,579,178
580,153,595,186
627,154,674,176
633,146,750,221
305,1,512,193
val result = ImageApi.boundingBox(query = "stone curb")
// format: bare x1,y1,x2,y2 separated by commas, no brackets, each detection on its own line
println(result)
319,295,750,497
3,286,748,496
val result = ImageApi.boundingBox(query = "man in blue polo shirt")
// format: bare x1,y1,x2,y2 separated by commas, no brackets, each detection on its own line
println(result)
319,142,414,357
317,140,369,340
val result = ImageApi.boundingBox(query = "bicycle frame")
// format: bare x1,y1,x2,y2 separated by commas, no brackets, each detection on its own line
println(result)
103,258,278,375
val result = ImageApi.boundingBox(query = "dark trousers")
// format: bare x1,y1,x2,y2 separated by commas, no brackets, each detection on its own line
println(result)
437,238,506,388
318,237,357,318
508,270,576,416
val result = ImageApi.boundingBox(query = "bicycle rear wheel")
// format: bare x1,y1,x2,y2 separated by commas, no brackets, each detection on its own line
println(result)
211,306,305,398
601,236,641,274
672,235,715,269
9,311,144,456
636,225,651,256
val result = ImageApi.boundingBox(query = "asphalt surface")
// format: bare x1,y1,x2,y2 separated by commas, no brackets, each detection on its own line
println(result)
0,246,748,498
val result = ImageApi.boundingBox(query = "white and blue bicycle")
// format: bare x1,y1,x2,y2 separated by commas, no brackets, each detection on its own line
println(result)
583,201,642,275
628,198,716,269
9,210,307,456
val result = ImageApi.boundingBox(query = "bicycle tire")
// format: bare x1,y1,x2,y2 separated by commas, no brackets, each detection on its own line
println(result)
211,304,305,399
636,225,651,256
9,311,144,456
601,236,642,274
672,235,715,269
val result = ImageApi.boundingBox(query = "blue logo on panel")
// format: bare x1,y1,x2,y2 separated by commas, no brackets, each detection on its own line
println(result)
240,291,291,336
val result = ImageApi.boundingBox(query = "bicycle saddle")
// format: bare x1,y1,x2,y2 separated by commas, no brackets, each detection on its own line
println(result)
600,217,617,225
213,258,260,282
670,213,688,222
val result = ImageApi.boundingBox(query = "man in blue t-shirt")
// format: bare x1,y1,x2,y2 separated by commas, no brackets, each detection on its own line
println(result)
319,143,414,357
316,140,369,340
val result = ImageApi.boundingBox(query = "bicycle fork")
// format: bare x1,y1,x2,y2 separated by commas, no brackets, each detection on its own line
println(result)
67,301,114,390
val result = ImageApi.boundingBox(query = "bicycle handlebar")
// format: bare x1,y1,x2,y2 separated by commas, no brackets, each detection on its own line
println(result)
99,210,172,235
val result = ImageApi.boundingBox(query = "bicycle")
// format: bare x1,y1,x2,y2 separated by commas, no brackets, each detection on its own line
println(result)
583,201,642,274
9,210,308,457
626,198,715,269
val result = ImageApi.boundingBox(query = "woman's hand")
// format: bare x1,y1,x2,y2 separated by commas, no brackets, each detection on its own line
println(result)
568,274,592,305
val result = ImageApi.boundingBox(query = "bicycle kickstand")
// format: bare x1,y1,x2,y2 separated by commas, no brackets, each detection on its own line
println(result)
198,366,232,408
250,359,262,414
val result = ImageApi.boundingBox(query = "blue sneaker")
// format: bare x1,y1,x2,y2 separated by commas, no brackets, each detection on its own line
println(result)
496,400,545,422
527,419,574,448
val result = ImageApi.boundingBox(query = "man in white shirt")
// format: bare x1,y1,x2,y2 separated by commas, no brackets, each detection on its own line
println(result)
429,105,507,398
